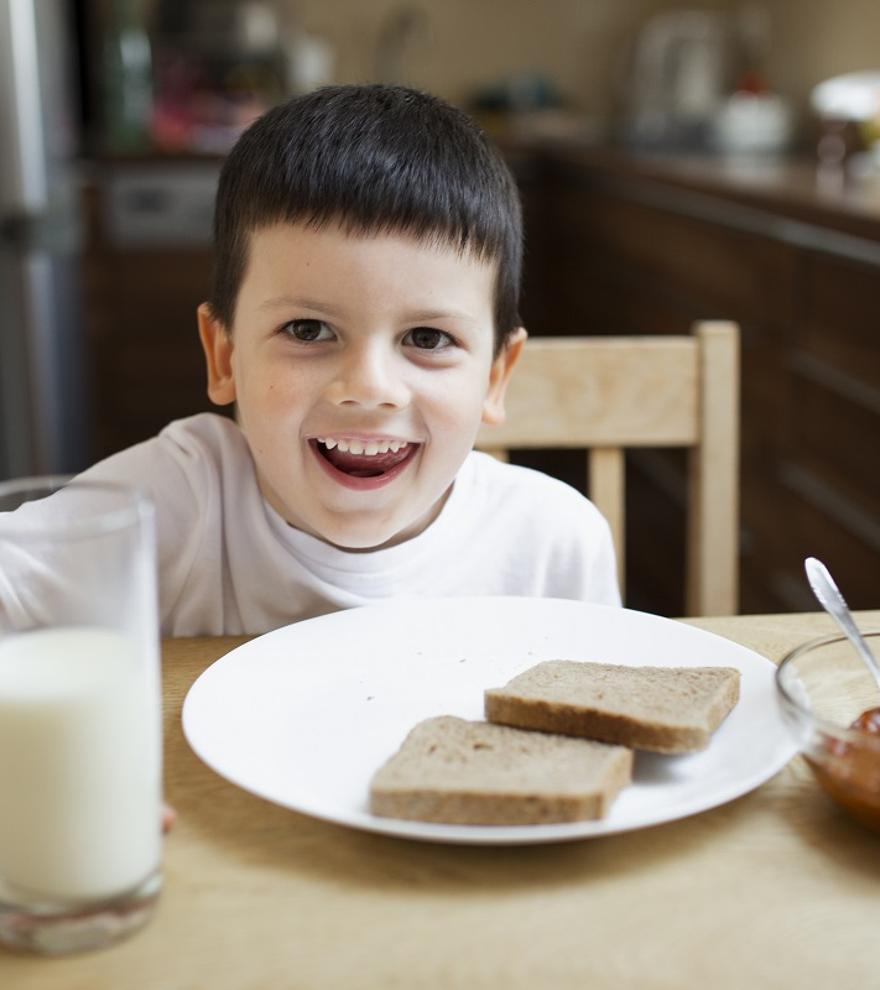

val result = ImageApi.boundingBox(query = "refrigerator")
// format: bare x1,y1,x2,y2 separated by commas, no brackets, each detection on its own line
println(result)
0,0,87,480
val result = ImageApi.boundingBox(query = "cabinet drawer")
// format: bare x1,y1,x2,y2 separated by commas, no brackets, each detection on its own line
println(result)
800,252,880,390
788,488,879,610
789,373,880,520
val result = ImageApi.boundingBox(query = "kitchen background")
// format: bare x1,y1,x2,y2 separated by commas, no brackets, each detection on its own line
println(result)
1,0,877,616
287,0,880,122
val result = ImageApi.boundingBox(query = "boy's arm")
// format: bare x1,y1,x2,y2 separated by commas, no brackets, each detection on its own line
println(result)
590,516,623,607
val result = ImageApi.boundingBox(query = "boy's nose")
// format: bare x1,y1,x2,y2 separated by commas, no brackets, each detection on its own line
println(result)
327,343,411,409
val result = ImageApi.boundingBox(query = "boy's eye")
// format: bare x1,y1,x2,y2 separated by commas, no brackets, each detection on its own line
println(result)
281,319,334,342
404,327,454,350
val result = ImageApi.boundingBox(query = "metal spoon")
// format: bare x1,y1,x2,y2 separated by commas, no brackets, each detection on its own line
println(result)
804,556,880,689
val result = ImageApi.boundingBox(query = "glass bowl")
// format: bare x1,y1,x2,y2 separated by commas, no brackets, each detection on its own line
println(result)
776,631,880,830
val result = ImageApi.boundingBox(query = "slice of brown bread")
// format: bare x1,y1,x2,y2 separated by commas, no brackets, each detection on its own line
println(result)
369,715,633,825
484,661,741,754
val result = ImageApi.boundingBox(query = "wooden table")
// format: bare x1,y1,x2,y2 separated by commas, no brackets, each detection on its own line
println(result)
3,610,879,988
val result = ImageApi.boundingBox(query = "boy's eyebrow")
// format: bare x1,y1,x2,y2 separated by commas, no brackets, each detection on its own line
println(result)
257,295,479,324
257,295,344,315
403,308,480,325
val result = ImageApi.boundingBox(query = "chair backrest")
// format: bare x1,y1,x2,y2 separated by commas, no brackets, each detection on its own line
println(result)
476,321,740,616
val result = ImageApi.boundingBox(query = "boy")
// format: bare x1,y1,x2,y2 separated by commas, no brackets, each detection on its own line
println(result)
2,84,619,635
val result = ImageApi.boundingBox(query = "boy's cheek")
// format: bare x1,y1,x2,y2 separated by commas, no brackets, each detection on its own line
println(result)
256,376,302,412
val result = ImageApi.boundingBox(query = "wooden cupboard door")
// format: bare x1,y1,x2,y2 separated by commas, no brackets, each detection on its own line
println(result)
85,246,220,459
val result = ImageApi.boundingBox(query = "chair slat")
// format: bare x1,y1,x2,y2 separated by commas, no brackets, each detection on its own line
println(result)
588,447,626,592
479,337,699,449
687,322,740,615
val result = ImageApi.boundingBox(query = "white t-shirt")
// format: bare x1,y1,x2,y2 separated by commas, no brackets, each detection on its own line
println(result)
1,414,620,635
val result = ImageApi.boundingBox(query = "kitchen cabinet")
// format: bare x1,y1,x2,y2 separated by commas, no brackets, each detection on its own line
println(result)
81,164,223,459
509,145,880,614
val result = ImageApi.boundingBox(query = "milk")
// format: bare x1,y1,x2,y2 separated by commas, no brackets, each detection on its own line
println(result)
0,627,161,904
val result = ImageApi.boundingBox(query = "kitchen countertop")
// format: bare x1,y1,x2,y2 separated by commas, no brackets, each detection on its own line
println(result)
505,138,880,245
86,133,880,239
82,138,880,251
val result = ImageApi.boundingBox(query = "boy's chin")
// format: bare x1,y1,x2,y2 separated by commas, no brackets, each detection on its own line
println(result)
261,476,452,552
318,517,426,553
312,497,449,553
323,532,401,553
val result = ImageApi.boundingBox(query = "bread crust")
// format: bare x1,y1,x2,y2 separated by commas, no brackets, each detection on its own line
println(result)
370,788,614,826
484,661,741,754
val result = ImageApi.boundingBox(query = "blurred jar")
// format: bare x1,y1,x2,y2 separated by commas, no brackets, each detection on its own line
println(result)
712,90,793,155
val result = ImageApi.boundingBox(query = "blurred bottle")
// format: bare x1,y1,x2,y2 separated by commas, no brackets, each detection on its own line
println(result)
283,30,334,96
811,72,880,191
102,0,153,152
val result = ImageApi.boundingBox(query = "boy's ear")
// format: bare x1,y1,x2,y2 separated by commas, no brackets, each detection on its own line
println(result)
197,303,237,405
481,327,527,426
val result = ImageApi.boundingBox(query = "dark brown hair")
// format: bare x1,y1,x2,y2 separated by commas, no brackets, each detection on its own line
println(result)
209,84,523,352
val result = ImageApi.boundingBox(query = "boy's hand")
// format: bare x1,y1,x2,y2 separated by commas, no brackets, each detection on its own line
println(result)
162,803,177,834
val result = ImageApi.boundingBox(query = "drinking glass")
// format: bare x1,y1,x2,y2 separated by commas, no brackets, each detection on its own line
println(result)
0,476,161,954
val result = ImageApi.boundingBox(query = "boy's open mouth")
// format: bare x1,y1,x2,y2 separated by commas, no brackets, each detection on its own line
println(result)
310,438,418,479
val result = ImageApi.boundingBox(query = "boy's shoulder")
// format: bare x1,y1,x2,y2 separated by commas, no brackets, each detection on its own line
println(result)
155,412,246,459
455,452,620,604
463,450,607,525
78,413,250,502
467,449,589,497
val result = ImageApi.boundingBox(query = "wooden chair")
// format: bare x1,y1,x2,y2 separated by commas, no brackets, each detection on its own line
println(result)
477,321,740,616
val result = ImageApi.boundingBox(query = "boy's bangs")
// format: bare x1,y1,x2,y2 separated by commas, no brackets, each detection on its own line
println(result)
248,133,513,267
295,211,499,267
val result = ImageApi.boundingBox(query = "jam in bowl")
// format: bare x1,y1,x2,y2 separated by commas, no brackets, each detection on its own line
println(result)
776,631,880,831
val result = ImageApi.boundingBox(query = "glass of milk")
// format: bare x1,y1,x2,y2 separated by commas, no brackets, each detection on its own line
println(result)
0,476,161,954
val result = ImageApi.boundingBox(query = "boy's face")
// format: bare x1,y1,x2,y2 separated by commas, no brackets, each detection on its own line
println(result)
198,221,525,550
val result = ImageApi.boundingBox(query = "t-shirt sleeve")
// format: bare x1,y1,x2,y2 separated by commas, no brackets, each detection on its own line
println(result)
74,436,209,627
0,420,223,633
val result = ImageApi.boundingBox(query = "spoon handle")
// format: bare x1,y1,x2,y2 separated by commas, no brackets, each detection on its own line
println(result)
805,557,880,687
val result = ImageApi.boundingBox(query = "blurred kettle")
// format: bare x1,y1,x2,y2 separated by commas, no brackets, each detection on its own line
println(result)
621,9,735,148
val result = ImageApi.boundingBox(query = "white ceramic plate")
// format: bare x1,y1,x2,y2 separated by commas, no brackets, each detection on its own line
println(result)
182,597,796,844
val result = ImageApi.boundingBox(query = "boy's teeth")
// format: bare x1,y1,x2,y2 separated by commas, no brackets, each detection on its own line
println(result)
317,437,408,457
